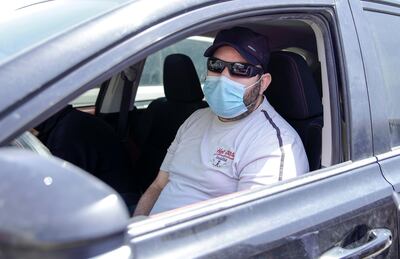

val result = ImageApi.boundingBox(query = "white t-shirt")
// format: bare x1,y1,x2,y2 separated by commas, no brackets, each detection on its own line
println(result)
150,98,309,214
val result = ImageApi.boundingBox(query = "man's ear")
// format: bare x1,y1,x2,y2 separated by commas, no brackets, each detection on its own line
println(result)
259,73,272,95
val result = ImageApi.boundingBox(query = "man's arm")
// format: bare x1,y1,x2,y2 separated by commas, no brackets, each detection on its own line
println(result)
133,170,169,216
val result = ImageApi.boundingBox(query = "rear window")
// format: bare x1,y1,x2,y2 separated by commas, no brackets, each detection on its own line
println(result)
364,8,400,148
139,36,213,86
135,36,213,108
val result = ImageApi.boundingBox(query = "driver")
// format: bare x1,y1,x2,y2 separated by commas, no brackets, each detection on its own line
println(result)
134,27,309,216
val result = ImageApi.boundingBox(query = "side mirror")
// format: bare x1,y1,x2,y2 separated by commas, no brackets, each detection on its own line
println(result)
0,148,131,258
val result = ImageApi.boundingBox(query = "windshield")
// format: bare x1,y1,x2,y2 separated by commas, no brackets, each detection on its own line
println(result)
0,0,133,64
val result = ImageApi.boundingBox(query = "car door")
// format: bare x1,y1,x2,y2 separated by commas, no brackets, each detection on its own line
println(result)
351,0,400,257
124,0,398,258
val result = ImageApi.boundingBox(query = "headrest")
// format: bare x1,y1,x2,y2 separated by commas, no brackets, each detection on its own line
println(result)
265,51,322,120
163,54,204,102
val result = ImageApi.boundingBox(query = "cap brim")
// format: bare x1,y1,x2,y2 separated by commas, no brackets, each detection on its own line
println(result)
204,42,259,66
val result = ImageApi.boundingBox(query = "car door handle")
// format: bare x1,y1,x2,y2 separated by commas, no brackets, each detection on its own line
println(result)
319,228,392,259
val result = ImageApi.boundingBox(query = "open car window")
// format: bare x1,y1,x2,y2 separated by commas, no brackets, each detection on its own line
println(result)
43,18,332,216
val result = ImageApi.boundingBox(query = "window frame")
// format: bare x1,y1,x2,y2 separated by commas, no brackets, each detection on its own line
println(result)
122,6,353,214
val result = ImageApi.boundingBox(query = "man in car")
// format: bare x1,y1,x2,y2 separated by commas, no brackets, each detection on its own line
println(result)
134,27,309,216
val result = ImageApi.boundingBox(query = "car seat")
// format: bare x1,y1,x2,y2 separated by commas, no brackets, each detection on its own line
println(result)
265,51,323,171
34,105,137,207
134,53,208,192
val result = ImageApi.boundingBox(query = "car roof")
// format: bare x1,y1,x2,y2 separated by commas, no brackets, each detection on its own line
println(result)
0,0,134,65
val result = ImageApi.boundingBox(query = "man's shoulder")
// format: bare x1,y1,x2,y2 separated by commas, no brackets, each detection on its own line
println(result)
250,101,300,143
187,107,212,122
176,107,212,133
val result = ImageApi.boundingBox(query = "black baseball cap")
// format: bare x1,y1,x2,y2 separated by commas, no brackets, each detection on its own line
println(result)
204,27,270,71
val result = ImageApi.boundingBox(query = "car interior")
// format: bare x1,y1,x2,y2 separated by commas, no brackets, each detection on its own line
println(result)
14,16,338,214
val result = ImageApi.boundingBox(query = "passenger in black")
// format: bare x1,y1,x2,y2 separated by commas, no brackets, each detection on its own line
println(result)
34,105,136,207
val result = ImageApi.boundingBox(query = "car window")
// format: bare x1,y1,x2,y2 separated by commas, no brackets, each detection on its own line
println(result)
70,87,100,108
365,10,400,148
135,36,213,108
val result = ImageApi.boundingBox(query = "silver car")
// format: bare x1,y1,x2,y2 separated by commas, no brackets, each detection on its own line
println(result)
1,0,399,258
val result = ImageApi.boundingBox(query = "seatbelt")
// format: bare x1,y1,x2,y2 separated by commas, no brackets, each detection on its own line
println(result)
118,68,135,141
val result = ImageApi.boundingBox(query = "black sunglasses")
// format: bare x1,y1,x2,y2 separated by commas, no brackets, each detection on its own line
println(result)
207,57,264,78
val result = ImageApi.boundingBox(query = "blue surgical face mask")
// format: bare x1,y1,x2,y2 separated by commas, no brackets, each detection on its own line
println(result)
203,75,261,118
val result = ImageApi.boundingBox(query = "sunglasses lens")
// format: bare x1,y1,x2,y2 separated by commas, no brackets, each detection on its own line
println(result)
208,58,224,73
231,63,251,77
